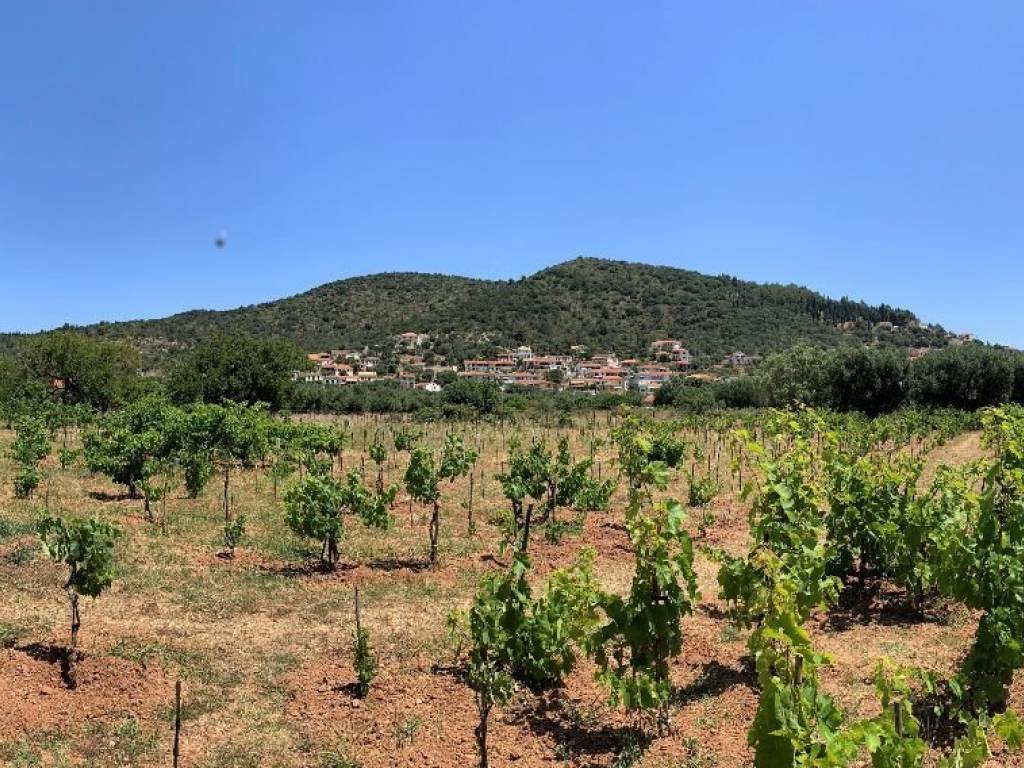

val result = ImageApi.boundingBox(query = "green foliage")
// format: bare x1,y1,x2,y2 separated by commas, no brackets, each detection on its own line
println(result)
11,415,51,466
910,346,1015,411
222,515,246,556
404,434,475,565
37,514,120,599
469,550,600,692
759,347,841,409
367,439,386,467
185,401,271,471
404,448,439,505
283,421,345,475
465,589,515,768
715,414,840,629
44,258,945,366
458,548,600,767
9,415,51,498
830,347,910,416
439,431,478,482
687,476,718,509
284,473,346,569
591,500,698,718
712,412,846,765
166,333,305,411
823,449,924,593
18,330,141,410
573,476,617,512
441,379,503,416
352,626,377,699
932,406,1024,712
755,344,1020,415
83,395,179,499
342,470,396,530
497,437,593,551
587,417,699,727
392,427,421,452
183,451,215,498
284,469,392,569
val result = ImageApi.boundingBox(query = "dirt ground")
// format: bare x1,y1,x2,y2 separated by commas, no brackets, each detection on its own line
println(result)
0,419,1018,767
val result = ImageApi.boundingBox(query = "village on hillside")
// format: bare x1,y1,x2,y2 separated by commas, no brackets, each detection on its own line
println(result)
292,328,977,398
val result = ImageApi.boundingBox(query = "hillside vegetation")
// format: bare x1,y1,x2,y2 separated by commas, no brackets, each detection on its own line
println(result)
1,258,949,367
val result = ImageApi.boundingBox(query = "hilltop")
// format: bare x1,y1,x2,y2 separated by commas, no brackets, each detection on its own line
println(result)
1,258,950,366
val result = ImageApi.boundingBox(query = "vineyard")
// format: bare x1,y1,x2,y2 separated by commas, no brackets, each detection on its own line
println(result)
3,403,1024,768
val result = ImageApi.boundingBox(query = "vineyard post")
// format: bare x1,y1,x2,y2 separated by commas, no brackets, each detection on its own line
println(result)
354,586,362,639
222,466,230,523
173,680,182,768
468,472,475,534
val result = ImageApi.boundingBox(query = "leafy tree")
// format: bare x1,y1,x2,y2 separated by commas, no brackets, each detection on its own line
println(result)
829,347,909,416
1013,354,1024,405
910,345,1014,410
183,402,270,525
37,514,119,687
758,346,838,408
0,356,55,426
653,377,718,412
82,396,179,517
440,379,502,416
166,333,305,411
19,330,141,410
10,415,51,498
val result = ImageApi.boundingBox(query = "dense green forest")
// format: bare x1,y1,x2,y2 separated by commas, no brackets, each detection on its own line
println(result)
0,258,950,367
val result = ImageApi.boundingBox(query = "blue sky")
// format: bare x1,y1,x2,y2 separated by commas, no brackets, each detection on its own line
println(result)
2,2,1022,346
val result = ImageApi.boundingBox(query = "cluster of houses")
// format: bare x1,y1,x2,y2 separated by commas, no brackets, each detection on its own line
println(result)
292,333,753,396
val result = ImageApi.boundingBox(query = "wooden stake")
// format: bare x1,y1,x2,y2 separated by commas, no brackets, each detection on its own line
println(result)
173,680,182,768
354,587,362,637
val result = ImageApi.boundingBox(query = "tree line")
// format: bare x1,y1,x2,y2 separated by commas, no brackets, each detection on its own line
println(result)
657,344,1024,415
5,330,1024,425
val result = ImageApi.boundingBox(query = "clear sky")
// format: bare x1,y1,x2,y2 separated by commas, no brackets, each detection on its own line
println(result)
2,2,1022,346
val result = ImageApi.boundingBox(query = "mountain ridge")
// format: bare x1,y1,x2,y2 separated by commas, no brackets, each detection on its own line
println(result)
0,257,952,366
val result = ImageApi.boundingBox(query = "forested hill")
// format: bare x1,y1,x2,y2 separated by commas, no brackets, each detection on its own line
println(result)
2,258,949,365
